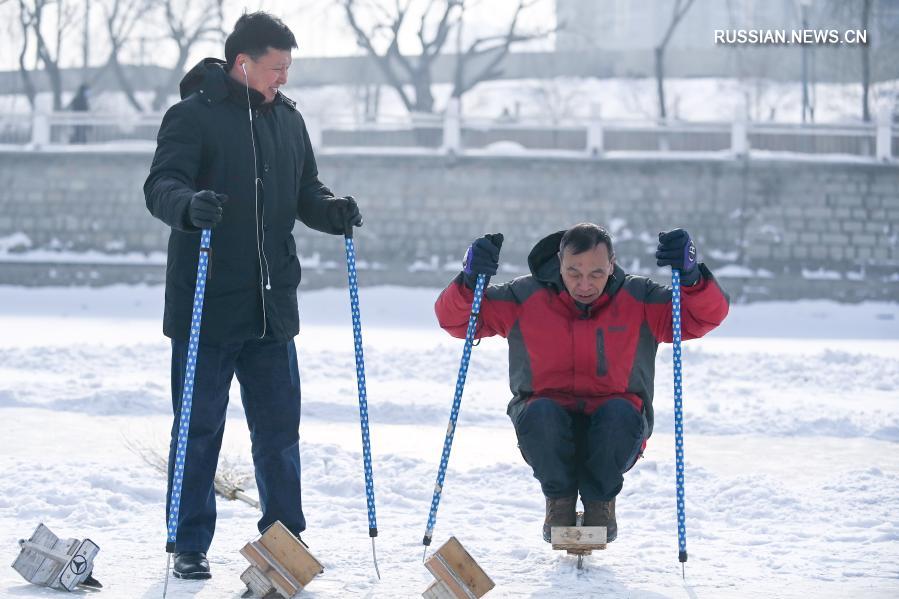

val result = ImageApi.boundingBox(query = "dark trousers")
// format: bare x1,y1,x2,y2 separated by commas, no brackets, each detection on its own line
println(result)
513,398,644,501
166,335,304,552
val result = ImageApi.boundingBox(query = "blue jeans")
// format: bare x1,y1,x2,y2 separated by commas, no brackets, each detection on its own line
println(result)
513,398,645,501
166,335,304,552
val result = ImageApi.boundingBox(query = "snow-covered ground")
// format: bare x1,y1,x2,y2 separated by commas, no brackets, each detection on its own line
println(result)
1,284,898,598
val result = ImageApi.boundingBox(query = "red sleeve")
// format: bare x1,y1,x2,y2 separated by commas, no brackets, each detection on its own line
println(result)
434,274,521,340
644,265,730,343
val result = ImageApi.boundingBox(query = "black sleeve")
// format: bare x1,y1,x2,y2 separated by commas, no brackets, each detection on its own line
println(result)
143,102,202,232
295,115,340,234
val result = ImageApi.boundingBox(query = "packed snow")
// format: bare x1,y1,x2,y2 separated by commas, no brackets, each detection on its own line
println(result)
1,283,897,598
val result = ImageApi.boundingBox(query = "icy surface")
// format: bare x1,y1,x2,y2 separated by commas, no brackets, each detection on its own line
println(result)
0,285,897,598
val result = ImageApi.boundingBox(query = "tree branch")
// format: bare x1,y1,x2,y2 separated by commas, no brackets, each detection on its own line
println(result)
658,0,695,51
453,0,549,98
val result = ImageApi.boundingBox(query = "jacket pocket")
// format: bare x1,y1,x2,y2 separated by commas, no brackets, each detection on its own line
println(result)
596,329,607,376
285,236,301,287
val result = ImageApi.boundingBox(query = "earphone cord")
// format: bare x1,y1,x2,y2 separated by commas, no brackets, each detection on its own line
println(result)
243,62,270,339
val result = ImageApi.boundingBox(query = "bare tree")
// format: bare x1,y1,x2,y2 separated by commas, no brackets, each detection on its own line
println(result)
528,78,586,124
654,0,695,120
19,0,79,110
451,0,552,100
340,0,461,114
823,0,876,122
150,0,227,111
99,0,153,112
860,0,872,122
340,0,549,114
81,0,90,78
16,0,39,108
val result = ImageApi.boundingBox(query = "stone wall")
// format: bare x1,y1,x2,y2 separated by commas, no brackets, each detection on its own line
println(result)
0,149,896,301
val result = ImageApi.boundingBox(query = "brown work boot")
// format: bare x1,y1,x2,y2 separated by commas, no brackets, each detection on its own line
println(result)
583,497,617,542
542,496,577,543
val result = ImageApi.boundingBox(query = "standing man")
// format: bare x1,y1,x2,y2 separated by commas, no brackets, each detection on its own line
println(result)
67,83,90,143
144,12,362,579
435,224,728,544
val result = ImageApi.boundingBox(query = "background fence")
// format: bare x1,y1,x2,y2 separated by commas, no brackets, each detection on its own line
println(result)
2,100,896,162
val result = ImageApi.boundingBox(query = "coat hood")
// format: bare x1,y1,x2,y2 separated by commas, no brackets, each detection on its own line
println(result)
527,230,566,290
179,58,228,100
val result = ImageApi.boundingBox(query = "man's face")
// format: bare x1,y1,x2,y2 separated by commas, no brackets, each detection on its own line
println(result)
559,243,615,305
237,48,292,103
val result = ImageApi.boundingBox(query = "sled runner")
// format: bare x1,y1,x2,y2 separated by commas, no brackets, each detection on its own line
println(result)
239,521,324,598
423,536,494,598
12,523,101,591
551,513,607,569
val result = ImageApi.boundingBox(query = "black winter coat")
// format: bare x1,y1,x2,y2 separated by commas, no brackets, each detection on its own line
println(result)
144,58,344,343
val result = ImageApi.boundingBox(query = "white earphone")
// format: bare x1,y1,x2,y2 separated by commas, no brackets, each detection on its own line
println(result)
239,57,271,296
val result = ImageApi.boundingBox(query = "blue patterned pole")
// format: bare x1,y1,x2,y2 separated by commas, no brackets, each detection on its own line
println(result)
163,228,211,596
344,231,380,579
671,269,688,575
422,273,487,554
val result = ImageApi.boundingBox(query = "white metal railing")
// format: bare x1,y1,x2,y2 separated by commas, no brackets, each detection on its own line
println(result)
1,102,894,162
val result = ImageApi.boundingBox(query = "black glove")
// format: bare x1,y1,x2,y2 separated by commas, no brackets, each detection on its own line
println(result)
462,233,504,289
187,190,228,229
328,195,363,235
656,228,700,286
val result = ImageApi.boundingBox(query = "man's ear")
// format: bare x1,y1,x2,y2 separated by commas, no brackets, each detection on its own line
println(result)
236,53,250,74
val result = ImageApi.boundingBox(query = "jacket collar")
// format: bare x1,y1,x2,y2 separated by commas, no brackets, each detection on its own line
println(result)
179,57,297,111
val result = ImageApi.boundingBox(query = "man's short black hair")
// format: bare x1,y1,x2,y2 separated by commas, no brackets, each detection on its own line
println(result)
225,12,297,70
559,223,614,258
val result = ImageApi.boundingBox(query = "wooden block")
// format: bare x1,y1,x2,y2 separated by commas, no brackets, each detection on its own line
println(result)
13,524,64,588
423,536,495,599
423,579,458,599
240,541,300,597
551,525,607,551
57,538,99,591
259,521,323,587
240,565,276,598
240,521,323,598
12,523,97,591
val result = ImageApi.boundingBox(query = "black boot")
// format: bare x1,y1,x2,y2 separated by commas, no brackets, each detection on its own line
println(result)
173,552,211,580
583,497,617,542
542,496,577,543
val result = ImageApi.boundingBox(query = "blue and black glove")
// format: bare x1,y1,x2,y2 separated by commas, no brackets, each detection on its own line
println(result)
656,228,700,286
462,233,504,289
187,190,228,229
328,195,363,235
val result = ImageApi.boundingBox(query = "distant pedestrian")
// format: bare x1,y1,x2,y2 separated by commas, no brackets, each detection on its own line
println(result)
67,84,90,144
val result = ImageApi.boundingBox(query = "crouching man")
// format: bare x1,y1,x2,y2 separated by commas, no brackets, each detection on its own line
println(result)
434,224,729,543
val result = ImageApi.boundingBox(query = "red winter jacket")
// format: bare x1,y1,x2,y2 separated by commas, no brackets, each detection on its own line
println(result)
434,231,730,438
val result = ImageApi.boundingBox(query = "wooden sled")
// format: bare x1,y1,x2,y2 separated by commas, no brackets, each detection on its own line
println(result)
239,521,324,598
12,523,101,591
423,536,495,598
551,512,607,569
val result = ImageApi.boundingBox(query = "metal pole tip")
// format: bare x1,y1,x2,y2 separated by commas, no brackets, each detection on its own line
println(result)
371,538,381,580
